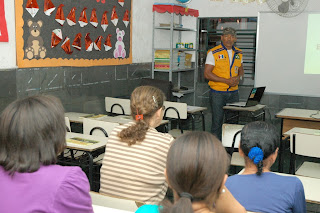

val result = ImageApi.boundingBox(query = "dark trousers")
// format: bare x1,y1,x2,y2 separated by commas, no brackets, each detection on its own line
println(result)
209,90,239,140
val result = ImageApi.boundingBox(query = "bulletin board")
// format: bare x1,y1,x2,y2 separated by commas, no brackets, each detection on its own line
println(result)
0,0,9,42
15,0,132,68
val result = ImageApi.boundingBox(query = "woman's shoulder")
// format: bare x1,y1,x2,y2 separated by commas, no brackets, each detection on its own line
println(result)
136,205,160,213
263,172,302,182
113,122,133,132
271,173,303,186
227,172,303,186
147,128,174,143
38,165,86,181
108,122,134,139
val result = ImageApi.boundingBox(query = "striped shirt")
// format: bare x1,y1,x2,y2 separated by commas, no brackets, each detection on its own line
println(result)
100,122,174,204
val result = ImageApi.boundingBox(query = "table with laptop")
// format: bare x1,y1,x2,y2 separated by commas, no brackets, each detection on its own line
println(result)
223,87,266,124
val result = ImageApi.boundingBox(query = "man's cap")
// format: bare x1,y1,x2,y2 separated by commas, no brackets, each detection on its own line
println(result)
222,27,236,36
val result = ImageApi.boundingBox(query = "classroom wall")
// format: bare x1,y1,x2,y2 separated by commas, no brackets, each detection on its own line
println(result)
3,0,320,64
4,0,320,66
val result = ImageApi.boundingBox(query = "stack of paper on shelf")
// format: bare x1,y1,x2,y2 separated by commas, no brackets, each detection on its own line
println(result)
154,50,170,70
185,53,192,68
154,50,186,70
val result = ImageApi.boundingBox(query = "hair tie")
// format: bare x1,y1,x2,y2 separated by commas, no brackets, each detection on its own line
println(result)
179,192,193,201
248,146,264,164
135,109,143,121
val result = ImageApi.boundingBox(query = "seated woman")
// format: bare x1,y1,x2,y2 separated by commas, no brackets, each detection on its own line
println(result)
226,121,306,213
136,131,246,213
100,86,174,204
0,95,93,213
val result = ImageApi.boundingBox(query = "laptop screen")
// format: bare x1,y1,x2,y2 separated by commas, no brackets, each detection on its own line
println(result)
246,87,266,107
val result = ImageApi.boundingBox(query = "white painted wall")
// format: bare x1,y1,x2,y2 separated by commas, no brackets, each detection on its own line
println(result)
2,0,320,67
189,0,270,17
132,0,270,63
133,0,320,63
131,0,158,63
0,0,16,69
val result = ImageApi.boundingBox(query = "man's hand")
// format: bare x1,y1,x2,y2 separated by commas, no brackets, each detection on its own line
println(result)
226,76,239,87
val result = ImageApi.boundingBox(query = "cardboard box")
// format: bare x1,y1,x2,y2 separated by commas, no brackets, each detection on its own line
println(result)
185,53,192,68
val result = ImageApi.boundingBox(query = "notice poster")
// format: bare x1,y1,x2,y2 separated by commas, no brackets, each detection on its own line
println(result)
0,0,9,42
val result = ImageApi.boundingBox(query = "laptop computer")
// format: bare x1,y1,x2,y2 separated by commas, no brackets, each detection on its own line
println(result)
227,87,266,107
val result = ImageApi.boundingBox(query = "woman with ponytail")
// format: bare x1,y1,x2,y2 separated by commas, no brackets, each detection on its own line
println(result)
226,121,306,213
100,86,174,204
136,131,246,213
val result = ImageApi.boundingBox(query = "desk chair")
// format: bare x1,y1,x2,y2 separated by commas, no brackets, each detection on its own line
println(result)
222,124,245,169
83,118,119,138
64,117,78,159
83,118,119,165
83,119,119,191
105,97,131,116
163,101,189,138
289,132,320,178
65,117,71,132
62,116,106,162
90,191,139,211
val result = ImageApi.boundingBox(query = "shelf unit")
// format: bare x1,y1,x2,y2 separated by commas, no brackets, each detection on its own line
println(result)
152,4,199,105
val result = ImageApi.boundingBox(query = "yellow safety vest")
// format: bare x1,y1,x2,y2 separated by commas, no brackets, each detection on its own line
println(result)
208,44,242,92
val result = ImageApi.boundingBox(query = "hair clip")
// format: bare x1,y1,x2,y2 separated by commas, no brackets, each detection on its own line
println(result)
152,96,158,106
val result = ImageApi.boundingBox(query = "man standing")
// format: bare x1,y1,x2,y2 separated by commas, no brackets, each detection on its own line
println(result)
204,27,244,140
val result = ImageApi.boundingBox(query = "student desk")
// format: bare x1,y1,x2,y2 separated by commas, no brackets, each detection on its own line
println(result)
187,106,207,131
65,112,93,123
276,108,320,172
276,172,320,204
90,191,138,212
62,132,108,190
276,108,320,135
284,127,320,136
223,104,266,124
104,97,207,131
92,205,134,213
97,115,169,126
280,127,320,174
65,112,169,126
